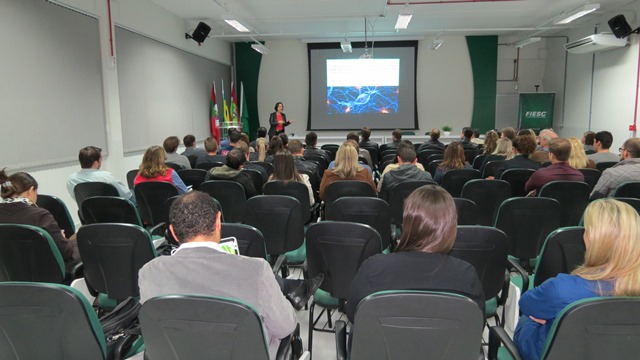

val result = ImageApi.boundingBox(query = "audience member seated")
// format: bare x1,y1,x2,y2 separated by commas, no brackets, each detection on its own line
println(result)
345,185,484,326
460,127,478,151
236,141,267,181
379,145,433,201
568,137,596,169
138,192,320,359
591,137,640,199
254,137,269,162
493,133,542,179
524,138,584,196
327,140,372,175
249,127,268,150
66,146,133,202
587,131,620,164
582,131,596,153
514,199,640,360
163,136,191,169
239,133,253,153
530,128,558,163
265,136,285,164
378,141,426,191
208,148,258,198
347,132,372,168
481,130,499,157
434,142,472,184
288,140,321,183
181,134,207,158
319,142,376,201
268,152,315,206
480,138,514,175
419,128,446,151
220,129,240,156
303,132,330,163
278,133,289,149
501,127,517,142
195,137,225,167
383,128,403,150
471,128,484,146
134,146,188,194
0,169,80,271
358,126,379,151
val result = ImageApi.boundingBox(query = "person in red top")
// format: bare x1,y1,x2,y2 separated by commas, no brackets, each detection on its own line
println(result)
524,138,584,196
268,102,291,138
134,145,188,194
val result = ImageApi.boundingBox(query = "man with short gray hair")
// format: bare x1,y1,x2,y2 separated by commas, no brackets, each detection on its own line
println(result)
591,137,640,199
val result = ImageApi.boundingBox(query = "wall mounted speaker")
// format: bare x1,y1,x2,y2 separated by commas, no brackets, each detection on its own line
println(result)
190,22,211,43
608,15,632,39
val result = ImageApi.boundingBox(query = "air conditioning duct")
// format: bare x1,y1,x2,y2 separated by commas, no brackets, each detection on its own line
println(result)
565,34,627,54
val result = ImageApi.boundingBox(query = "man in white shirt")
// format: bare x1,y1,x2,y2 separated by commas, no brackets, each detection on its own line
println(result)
66,146,133,201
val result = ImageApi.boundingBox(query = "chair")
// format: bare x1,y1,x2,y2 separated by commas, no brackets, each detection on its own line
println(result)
81,196,165,236
305,221,382,354
615,197,640,214
0,282,123,360
500,168,536,197
472,154,487,170
242,168,265,194
186,154,199,168
164,162,184,171
177,169,208,190
247,161,274,176
401,130,415,135
360,146,379,167
73,181,119,212
489,297,640,360
417,149,443,169
533,226,585,288
327,197,392,252
379,153,396,165
126,169,138,190
36,194,75,239
0,224,67,284
613,181,640,198
387,180,435,226
494,197,561,271
323,180,376,220
440,169,482,197
538,181,591,227
380,148,397,159
461,179,511,226
321,144,340,161
482,160,506,178
140,295,306,360
264,180,318,224
453,198,478,225
221,223,268,259
77,223,156,302
596,161,618,172
426,159,443,177
450,226,528,326
245,195,305,268
577,168,600,191
196,162,224,171
134,181,179,226
336,291,484,360
200,180,247,223
464,149,479,164
304,154,329,172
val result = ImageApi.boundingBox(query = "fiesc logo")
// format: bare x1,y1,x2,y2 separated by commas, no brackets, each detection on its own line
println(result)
525,111,547,118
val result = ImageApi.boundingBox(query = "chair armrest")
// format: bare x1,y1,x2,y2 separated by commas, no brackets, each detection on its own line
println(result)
147,222,167,237
335,320,348,360
276,333,292,360
276,323,301,360
507,258,530,295
273,254,287,275
488,326,523,360
70,261,84,281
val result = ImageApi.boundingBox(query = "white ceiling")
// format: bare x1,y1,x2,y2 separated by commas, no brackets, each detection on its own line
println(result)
150,0,639,43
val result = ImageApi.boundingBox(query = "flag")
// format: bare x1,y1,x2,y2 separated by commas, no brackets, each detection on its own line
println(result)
222,79,230,123
210,82,220,142
240,82,250,134
230,81,240,125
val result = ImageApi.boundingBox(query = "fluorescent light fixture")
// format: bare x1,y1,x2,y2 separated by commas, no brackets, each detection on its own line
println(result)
340,41,352,53
224,17,250,32
431,39,444,51
554,3,600,25
251,43,270,54
395,7,413,30
515,37,541,48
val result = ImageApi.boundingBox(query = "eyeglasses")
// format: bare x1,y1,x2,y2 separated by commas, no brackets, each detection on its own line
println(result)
619,148,627,152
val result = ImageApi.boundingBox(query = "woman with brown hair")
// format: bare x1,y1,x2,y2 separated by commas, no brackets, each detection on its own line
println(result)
0,168,80,271
345,184,484,323
268,151,315,205
318,141,376,200
434,141,471,184
265,136,285,163
134,145,188,194
483,130,500,155
514,199,640,360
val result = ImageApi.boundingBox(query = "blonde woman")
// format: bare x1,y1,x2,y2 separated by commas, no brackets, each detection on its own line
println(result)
482,130,499,155
134,145,188,194
255,137,269,162
514,199,640,360
319,141,376,200
567,137,596,169
480,138,514,175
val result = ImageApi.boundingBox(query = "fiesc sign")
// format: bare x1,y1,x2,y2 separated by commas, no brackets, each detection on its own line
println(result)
525,111,547,118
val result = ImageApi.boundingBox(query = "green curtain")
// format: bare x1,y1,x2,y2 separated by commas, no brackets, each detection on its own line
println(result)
234,43,262,140
466,36,498,133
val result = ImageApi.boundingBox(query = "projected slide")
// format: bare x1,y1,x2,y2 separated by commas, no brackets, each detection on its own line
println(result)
326,59,400,115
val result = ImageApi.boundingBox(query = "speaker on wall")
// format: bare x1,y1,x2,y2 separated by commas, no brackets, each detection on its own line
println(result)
186,22,211,43
608,14,632,39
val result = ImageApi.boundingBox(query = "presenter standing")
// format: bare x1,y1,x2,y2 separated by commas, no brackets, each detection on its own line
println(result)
268,102,292,138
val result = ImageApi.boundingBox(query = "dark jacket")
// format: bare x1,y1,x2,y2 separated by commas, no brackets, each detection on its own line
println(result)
268,112,290,138
293,156,321,183
379,164,433,201
209,165,258,198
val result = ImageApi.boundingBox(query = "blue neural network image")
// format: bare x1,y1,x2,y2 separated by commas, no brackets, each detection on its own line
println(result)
327,86,399,115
